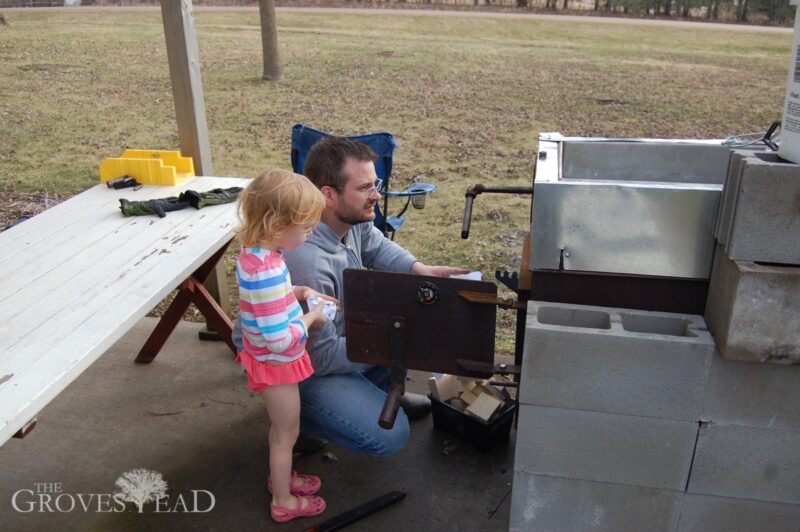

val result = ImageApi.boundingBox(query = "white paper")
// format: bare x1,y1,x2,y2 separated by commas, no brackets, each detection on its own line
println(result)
449,271,483,281
306,295,337,321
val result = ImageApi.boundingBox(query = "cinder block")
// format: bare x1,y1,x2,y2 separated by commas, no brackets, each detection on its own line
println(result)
514,405,698,490
678,493,800,532
715,149,756,245
705,244,800,364
703,351,800,431
520,301,714,420
509,471,682,532
721,151,800,265
688,423,800,505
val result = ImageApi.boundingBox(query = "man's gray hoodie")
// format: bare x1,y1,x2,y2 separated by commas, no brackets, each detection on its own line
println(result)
283,221,417,376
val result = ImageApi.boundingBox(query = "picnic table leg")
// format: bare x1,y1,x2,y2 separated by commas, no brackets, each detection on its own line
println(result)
191,279,235,352
135,241,235,364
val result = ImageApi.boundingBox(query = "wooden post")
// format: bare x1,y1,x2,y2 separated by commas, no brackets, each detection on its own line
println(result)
160,0,231,323
160,0,213,176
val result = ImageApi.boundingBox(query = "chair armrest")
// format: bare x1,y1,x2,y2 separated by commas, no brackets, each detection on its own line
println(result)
382,182,437,197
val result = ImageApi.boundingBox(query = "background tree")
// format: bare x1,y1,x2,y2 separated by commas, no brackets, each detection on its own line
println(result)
737,0,749,21
259,0,282,81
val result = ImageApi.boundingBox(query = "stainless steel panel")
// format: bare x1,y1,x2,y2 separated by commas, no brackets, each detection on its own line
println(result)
531,134,729,279
532,181,720,278
562,141,731,184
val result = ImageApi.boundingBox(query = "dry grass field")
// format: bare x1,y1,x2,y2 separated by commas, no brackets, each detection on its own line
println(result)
0,7,791,355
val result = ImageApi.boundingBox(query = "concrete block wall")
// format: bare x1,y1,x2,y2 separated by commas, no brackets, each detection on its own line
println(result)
705,243,800,364
683,354,800,529
688,423,800,505
708,150,800,365
714,148,753,248
510,471,684,531
677,494,800,532
702,353,800,431
519,302,714,420
510,300,800,532
515,406,697,490
714,151,800,265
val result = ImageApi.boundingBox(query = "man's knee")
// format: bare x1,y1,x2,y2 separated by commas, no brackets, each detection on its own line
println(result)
371,416,409,457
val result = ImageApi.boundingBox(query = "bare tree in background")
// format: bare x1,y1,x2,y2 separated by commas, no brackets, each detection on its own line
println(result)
259,0,282,81
737,0,749,21
115,469,168,513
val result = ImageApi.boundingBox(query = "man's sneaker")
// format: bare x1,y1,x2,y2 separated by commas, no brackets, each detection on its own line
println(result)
293,434,328,454
400,392,432,419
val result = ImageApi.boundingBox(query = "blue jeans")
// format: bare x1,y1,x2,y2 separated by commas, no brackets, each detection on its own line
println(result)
232,320,409,456
298,365,410,456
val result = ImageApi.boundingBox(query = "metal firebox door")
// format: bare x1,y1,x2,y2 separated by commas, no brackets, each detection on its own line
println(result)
343,269,498,428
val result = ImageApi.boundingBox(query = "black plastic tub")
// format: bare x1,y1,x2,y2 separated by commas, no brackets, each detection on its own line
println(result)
429,394,516,452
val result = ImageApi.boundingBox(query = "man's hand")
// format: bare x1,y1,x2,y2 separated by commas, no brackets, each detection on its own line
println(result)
410,262,470,278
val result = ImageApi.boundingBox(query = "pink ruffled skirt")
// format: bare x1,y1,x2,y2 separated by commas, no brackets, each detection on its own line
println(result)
236,351,314,391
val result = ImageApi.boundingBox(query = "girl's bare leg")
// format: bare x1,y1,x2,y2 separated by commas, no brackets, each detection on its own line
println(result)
262,383,301,508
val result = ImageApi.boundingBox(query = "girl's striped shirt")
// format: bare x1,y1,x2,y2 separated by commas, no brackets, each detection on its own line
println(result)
237,246,307,363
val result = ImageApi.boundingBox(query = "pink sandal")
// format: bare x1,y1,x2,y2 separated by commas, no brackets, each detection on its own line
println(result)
270,494,326,523
268,471,322,496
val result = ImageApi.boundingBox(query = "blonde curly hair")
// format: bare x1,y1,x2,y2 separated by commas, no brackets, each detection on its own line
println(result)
236,169,325,247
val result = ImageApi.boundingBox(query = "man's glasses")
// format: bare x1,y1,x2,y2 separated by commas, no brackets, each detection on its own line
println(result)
326,179,383,198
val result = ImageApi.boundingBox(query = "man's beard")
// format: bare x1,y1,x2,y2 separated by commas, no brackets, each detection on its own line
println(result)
335,201,377,226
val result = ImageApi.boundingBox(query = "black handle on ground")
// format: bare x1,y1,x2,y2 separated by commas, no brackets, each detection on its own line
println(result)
378,383,404,430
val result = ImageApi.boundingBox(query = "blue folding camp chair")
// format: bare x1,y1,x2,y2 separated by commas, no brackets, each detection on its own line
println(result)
290,123,436,240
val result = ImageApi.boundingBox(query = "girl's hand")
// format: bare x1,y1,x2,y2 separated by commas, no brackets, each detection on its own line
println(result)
294,286,339,306
301,301,327,330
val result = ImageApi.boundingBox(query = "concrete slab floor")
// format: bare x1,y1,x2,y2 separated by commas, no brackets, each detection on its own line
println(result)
0,318,515,531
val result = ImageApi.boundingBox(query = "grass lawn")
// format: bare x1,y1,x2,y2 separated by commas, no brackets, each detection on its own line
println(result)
0,8,790,356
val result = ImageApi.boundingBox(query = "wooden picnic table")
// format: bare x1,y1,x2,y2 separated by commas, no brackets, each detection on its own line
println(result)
0,176,250,445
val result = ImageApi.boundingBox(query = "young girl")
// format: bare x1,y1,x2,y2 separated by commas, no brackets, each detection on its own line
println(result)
236,169,334,523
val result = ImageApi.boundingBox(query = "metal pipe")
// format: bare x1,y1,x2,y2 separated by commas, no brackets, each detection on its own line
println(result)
461,184,533,239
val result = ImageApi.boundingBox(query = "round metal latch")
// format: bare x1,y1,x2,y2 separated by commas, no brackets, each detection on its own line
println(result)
416,282,439,305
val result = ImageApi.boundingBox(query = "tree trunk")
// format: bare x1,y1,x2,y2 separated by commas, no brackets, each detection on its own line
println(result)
563,0,569,9
259,0,282,81
594,0,600,10
737,0,748,21
707,0,720,19
681,0,689,17
517,0,528,7
664,0,672,16
767,0,778,22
